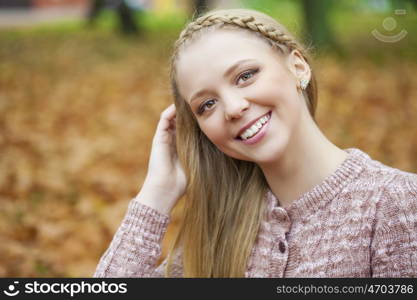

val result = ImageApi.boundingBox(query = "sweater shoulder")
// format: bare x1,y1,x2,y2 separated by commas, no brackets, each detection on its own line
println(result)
365,156,416,179
354,152,417,195
343,150,417,216
355,154,417,218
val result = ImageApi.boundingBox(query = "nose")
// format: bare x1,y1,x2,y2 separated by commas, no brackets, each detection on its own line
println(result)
224,97,250,121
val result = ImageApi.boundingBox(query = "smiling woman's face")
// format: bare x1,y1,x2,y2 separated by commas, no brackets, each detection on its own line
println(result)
175,28,310,164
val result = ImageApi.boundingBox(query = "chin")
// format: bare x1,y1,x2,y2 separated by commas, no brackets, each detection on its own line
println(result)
217,125,291,163
252,131,290,164
224,141,288,165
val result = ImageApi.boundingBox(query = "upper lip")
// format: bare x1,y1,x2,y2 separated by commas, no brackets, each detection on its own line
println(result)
235,111,270,138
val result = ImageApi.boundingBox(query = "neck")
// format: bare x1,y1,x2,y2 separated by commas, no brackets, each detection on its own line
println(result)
258,107,348,208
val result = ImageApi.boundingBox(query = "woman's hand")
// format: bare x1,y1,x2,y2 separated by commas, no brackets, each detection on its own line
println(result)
136,104,187,215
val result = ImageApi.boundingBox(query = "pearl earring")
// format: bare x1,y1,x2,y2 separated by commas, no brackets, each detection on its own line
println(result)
300,78,309,90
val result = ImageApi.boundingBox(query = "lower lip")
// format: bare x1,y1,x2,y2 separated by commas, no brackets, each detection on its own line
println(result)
238,112,271,145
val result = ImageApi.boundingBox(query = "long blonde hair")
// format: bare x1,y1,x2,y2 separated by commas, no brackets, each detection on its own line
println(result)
165,8,318,277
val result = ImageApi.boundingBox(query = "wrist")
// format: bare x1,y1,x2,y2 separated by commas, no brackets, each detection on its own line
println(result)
135,182,179,215
141,177,181,200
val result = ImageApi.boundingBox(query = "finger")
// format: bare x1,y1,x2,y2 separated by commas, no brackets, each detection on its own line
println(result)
161,104,176,120
157,104,176,132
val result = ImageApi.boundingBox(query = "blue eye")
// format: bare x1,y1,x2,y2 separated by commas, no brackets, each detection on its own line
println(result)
237,69,258,84
197,99,216,115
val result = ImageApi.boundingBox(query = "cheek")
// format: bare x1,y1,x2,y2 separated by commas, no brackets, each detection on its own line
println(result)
252,75,302,129
199,121,228,146
247,72,297,107
199,121,241,157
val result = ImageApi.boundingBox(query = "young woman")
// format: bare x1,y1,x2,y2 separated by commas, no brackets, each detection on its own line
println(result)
93,8,417,278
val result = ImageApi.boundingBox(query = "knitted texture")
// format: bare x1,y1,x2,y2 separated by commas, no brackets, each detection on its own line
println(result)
93,148,417,277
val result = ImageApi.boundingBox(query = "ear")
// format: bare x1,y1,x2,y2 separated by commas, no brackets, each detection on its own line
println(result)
286,49,311,86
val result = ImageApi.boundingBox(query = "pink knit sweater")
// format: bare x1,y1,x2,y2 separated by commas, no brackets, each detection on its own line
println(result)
93,148,417,277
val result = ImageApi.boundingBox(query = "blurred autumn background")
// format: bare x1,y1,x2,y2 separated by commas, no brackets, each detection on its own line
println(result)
0,0,416,277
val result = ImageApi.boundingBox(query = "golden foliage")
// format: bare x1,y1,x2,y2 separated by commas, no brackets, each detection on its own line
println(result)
0,31,416,277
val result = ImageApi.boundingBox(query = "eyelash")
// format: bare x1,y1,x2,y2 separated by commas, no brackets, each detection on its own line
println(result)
196,68,259,115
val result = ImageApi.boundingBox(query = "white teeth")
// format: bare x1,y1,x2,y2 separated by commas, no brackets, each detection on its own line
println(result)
239,113,270,140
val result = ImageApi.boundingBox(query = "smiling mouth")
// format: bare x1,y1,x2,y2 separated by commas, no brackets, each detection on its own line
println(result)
235,111,271,140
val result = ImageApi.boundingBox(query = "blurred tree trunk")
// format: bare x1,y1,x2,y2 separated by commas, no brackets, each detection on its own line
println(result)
117,0,139,34
194,0,209,17
87,0,105,25
87,0,140,35
301,0,337,49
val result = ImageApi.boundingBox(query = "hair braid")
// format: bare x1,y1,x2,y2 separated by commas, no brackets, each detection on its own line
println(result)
174,14,298,54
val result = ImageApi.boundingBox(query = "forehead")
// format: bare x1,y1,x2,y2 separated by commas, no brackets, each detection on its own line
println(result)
175,29,280,100
176,29,274,73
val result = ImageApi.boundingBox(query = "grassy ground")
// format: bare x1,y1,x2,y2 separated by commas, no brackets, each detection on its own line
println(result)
0,7,416,276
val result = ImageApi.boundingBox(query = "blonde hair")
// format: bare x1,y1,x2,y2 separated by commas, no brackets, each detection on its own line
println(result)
165,8,318,277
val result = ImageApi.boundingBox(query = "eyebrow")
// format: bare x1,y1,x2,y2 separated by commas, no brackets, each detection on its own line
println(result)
189,59,257,103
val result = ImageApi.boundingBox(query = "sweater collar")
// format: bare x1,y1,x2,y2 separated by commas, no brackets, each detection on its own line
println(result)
267,148,370,221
